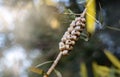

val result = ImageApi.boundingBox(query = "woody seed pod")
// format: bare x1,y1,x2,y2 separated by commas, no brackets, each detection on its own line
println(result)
61,36,67,42
81,22,85,28
76,21,81,26
62,50,69,55
70,35,78,41
71,30,80,36
67,27,74,32
70,21,76,27
66,34,75,39
66,34,71,39
59,46,65,51
59,42,66,51
66,40,75,45
81,18,86,23
59,42,64,46
65,45,70,49
62,32,69,39
74,26,81,31
66,35,77,41
65,45,73,50
65,32,70,35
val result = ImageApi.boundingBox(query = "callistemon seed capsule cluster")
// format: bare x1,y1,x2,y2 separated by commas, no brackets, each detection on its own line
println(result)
59,17,86,55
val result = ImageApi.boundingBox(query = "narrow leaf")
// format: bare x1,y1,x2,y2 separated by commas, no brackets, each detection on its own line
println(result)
80,62,88,77
29,67,44,75
106,26,120,32
54,69,62,77
104,49,120,69
86,0,96,34
92,62,99,77
98,65,110,73
35,61,53,68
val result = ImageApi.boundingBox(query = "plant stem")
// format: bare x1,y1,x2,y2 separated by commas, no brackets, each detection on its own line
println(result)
43,52,63,77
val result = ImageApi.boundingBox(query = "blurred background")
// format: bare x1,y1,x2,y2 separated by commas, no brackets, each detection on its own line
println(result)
0,0,120,77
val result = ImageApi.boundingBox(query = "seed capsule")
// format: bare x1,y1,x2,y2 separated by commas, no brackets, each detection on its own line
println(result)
62,50,69,55
59,46,66,51
81,18,86,23
70,21,76,27
70,35,78,41
59,42,66,51
76,21,81,26
71,30,80,36
63,32,70,38
74,26,81,31
61,36,67,42
65,45,73,50
66,40,75,45
67,35,77,41
66,34,71,39
65,32,70,35
81,22,85,28
66,35,77,41
67,27,74,32
65,45,70,49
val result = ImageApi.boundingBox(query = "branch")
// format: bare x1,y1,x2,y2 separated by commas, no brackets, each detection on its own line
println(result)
43,8,87,77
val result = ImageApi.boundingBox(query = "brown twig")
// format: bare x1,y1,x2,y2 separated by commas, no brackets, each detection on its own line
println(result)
43,52,63,77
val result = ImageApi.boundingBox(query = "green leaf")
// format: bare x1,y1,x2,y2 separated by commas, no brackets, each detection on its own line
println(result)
54,69,62,77
80,62,88,77
64,9,76,19
86,0,96,34
29,61,53,75
104,49,120,69
29,67,45,75
35,61,53,68
80,33,89,41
